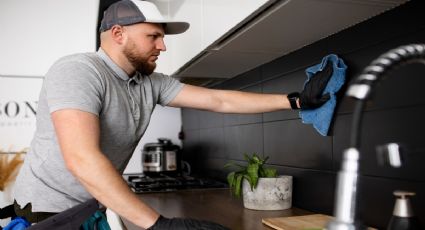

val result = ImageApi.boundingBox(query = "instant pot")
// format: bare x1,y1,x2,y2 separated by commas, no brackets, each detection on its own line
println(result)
142,138,181,175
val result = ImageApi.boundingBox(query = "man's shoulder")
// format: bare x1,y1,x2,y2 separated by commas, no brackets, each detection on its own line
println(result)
55,52,100,66
148,72,167,78
48,52,108,78
46,52,107,83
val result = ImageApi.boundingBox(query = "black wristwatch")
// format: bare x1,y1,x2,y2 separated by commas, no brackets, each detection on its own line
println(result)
287,92,300,110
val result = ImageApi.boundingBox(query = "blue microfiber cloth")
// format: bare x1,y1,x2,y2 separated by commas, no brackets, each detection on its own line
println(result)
300,54,347,136
3,217,31,230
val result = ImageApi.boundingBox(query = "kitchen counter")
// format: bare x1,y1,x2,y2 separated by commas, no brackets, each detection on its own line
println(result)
122,188,313,230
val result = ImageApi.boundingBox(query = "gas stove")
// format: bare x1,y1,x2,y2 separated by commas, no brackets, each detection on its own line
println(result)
123,173,228,193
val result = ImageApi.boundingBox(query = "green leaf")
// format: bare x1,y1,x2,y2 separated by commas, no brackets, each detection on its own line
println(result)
263,167,278,178
252,154,260,164
225,153,278,198
227,172,235,187
235,174,243,198
258,165,265,177
243,153,251,162
224,162,246,170
247,163,259,188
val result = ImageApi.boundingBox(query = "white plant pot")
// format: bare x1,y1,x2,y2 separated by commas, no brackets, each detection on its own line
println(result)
242,175,292,210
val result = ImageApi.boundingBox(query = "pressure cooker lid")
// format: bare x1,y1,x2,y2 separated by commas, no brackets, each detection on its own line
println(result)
143,138,176,151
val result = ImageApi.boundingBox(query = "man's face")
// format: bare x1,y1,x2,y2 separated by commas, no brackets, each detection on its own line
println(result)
122,23,166,75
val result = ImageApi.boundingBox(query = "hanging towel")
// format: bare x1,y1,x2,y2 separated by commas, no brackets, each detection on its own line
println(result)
300,54,347,136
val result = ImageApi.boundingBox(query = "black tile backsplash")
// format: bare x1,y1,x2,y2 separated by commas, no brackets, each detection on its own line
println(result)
215,68,262,90
333,106,425,181
223,85,262,126
199,127,225,159
224,123,263,161
198,110,223,129
181,1,425,229
182,109,200,130
264,120,333,170
277,166,337,215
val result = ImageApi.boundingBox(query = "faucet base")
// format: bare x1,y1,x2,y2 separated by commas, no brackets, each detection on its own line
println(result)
327,220,356,230
327,220,370,230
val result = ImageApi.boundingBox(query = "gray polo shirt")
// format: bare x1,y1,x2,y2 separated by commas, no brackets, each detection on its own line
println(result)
13,48,184,212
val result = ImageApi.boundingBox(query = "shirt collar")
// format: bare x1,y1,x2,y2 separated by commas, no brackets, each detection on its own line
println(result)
96,48,143,84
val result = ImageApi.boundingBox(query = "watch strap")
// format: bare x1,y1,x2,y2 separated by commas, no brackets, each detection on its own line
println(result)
287,92,300,110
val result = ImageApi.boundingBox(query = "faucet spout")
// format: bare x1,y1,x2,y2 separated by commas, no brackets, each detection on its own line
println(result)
327,44,425,230
347,44,425,101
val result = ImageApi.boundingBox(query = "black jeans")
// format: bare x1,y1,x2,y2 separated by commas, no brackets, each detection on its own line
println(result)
13,200,57,223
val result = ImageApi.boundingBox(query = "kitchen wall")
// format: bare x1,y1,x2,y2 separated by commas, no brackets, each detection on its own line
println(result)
180,1,425,229
0,0,99,152
0,0,99,76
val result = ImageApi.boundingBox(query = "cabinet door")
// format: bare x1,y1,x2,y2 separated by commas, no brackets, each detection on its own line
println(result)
154,0,269,75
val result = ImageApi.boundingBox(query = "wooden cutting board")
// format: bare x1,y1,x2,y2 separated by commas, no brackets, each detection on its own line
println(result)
262,214,332,230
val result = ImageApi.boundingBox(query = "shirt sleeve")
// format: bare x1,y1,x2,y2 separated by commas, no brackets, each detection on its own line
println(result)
150,72,184,106
45,56,104,116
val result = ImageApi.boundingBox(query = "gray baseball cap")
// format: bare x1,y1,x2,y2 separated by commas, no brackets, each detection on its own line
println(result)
99,0,189,34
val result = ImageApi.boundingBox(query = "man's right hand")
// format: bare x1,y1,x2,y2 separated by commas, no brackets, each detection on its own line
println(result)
147,215,230,230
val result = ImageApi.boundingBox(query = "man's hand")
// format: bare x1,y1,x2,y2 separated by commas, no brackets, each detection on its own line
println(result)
147,215,229,230
299,61,333,109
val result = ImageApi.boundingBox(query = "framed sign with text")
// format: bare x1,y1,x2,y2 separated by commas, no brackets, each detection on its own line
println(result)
0,76,43,152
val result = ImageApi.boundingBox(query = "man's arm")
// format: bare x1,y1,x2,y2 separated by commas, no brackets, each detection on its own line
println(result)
51,109,159,229
168,62,334,112
168,84,298,113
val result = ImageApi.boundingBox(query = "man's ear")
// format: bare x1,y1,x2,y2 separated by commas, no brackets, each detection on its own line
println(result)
110,25,125,44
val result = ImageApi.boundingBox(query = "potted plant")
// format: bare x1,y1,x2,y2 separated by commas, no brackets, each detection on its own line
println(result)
225,153,292,210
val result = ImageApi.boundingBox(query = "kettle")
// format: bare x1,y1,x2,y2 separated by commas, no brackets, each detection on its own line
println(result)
142,138,181,175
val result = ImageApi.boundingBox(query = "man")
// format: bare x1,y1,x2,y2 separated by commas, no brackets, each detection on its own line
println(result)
13,0,332,229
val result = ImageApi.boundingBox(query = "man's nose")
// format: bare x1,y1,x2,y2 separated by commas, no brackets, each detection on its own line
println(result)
156,38,166,51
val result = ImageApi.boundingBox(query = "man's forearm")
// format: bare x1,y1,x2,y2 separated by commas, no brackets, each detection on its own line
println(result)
169,84,299,113
212,90,293,113
68,150,159,228
52,109,159,228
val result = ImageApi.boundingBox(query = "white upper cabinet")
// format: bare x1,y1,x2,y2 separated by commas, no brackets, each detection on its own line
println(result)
152,0,408,82
152,0,269,76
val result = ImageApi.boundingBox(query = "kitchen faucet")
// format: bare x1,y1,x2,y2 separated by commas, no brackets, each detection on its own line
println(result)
326,44,425,230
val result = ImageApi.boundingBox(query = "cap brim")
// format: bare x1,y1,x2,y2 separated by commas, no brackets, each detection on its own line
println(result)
146,20,190,34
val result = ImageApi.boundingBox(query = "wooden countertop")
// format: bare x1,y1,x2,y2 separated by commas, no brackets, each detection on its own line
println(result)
122,188,313,230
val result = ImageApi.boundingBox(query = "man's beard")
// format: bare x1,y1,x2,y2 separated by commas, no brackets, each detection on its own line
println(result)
123,39,156,76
